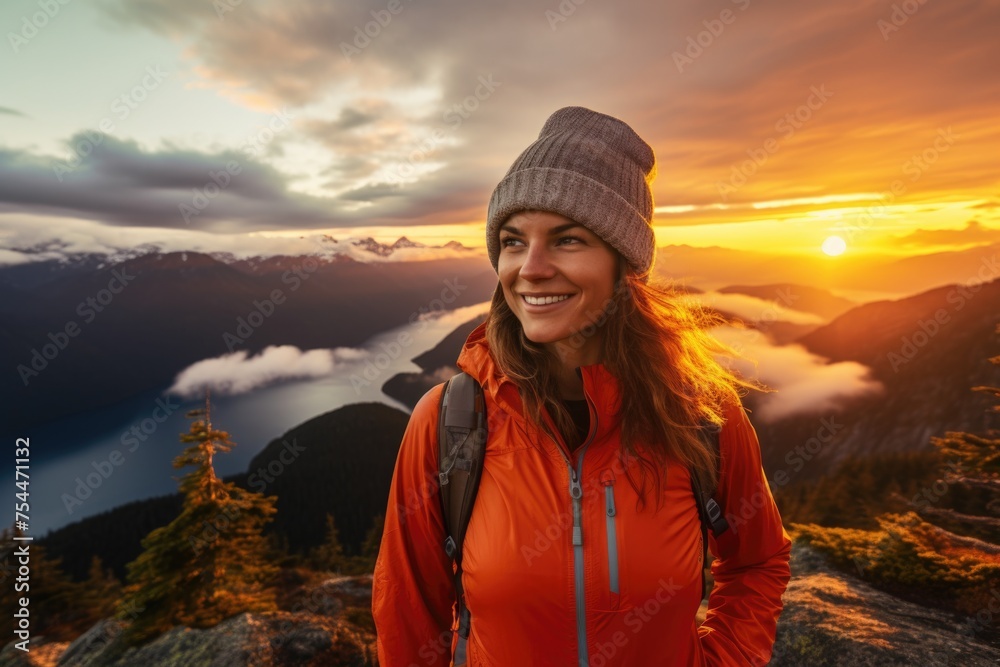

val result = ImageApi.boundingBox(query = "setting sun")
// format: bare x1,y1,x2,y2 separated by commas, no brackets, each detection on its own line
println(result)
822,235,847,256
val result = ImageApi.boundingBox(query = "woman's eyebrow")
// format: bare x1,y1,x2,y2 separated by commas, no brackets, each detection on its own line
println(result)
500,221,583,236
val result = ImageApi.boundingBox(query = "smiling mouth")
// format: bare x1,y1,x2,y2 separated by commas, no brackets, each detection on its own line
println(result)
522,294,575,307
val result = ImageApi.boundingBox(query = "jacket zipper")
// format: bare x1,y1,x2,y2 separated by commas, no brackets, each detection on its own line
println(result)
603,476,619,598
547,372,600,667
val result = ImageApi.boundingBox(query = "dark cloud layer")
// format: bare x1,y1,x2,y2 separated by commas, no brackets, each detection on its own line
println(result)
0,135,335,230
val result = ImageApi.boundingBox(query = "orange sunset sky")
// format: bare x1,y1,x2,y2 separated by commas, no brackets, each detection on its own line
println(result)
1,0,998,266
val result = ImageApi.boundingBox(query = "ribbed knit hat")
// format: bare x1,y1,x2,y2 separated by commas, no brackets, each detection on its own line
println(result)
486,106,657,280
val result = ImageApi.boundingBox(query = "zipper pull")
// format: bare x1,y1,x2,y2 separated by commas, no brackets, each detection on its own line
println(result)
569,469,583,499
569,470,583,546
601,469,616,517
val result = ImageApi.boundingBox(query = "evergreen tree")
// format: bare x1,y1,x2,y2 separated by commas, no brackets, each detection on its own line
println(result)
116,390,279,646
918,336,1000,538
341,513,386,576
309,513,347,574
793,333,1000,622
78,555,122,623
361,513,385,564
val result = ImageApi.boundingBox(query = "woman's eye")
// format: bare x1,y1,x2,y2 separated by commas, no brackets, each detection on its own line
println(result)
500,236,582,248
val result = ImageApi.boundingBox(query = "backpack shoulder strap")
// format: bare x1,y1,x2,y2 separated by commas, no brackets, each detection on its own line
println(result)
691,419,728,601
437,372,487,655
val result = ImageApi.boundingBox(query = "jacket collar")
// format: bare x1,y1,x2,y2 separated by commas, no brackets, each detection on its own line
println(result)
455,321,621,449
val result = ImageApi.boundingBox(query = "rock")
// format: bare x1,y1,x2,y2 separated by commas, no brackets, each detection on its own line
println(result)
319,574,373,605
0,636,68,667
55,619,127,667
769,543,1000,666
2,607,375,667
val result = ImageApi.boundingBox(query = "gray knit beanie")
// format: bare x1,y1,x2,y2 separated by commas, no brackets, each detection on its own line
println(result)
486,106,657,280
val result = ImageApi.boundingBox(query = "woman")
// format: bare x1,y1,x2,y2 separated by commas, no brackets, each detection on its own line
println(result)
372,106,792,666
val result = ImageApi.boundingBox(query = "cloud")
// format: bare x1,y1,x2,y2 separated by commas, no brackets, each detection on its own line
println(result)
91,0,1000,210
682,291,826,326
891,219,1000,248
0,134,339,231
167,345,337,397
0,107,25,117
710,325,885,423
0,213,483,267
4,0,999,245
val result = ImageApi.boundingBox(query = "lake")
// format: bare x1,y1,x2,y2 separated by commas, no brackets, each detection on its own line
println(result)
31,301,490,536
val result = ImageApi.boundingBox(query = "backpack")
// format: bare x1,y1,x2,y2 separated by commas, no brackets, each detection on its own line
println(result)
436,371,730,662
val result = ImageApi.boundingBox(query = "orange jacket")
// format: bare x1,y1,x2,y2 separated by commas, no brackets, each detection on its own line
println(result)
373,322,791,666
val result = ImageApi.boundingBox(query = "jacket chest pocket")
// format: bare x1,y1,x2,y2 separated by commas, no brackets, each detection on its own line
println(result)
599,467,621,611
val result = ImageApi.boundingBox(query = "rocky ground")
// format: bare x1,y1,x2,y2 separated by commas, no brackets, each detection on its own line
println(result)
766,543,1000,666
3,545,999,666
0,575,377,667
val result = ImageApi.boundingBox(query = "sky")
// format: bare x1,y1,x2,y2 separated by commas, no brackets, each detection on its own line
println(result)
2,0,1000,266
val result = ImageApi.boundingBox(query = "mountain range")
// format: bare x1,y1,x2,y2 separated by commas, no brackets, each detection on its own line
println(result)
35,273,999,584
0,249,498,440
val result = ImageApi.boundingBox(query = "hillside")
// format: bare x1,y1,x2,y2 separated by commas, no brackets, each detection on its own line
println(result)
382,312,486,407
377,277,1000,484
0,251,497,438
717,283,857,319
7,544,1000,666
653,241,1000,297
38,402,409,581
755,276,1000,475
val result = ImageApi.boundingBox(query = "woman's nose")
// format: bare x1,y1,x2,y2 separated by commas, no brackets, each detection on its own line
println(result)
518,241,557,280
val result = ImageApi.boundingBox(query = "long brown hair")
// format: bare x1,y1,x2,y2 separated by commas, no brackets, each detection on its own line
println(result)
485,253,772,512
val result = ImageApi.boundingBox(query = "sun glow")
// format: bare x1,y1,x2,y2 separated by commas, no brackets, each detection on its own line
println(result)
822,235,847,256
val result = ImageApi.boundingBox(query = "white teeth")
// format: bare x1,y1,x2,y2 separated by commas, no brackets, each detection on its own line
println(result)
524,294,571,305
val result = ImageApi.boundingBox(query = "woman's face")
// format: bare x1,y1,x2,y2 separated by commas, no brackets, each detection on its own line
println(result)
497,210,619,365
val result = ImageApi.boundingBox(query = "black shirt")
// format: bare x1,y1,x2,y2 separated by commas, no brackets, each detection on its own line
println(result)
560,398,591,449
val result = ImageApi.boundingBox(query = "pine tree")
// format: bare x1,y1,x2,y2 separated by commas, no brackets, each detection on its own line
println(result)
78,555,122,623
793,332,1000,621
116,390,279,647
361,513,385,564
340,513,386,576
918,335,1000,538
309,513,347,574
